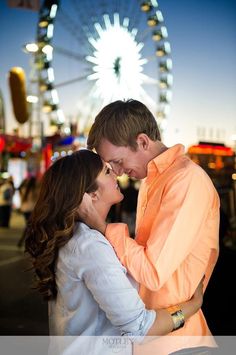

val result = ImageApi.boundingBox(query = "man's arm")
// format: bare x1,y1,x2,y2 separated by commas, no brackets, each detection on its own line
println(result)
105,169,219,292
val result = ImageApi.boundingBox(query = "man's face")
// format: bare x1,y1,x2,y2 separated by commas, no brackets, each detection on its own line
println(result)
97,138,149,179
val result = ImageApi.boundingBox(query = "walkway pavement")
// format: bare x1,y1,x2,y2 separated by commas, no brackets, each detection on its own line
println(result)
0,210,48,335
0,210,236,337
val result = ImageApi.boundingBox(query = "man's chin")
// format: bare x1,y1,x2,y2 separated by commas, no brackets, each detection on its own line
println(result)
129,172,142,180
128,171,136,179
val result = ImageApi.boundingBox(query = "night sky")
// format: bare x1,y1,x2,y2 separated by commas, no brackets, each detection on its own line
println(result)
0,0,236,149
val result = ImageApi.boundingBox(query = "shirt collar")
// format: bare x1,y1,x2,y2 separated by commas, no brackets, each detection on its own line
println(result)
147,144,185,178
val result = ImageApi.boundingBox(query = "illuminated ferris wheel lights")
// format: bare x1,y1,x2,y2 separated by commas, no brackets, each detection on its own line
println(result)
147,10,163,27
85,55,99,65
42,44,53,54
47,24,54,39
155,10,164,21
42,101,57,113
150,0,159,7
55,108,65,124
49,4,58,19
103,14,112,29
159,91,172,103
159,74,173,89
159,117,168,131
39,19,50,28
157,111,166,119
87,72,100,81
88,37,99,50
34,0,173,131
83,11,159,115
122,17,129,28
131,28,138,38
47,68,55,82
27,95,38,104
51,89,59,104
156,42,171,57
39,81,53,92
141,73,158,84
152,26,168,41
141,1,153,12
38,1,57,28
113,13,120,27
23,43,39,53
136,42,144,51
157,104,170,117
147,16,158,27
159,58,172,72
139,58,148,66
94,22,104,37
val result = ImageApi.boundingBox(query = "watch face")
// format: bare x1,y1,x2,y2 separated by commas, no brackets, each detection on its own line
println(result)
172,310,185,330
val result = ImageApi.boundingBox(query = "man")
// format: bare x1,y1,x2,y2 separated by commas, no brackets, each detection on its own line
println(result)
84,99,220,354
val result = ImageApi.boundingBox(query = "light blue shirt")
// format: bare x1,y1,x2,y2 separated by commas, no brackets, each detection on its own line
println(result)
48,222,155,342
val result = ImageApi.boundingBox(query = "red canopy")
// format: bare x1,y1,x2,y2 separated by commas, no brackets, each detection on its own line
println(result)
0,134,32,153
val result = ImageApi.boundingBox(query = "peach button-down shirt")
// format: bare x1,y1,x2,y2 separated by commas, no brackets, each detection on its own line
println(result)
106,144,220,353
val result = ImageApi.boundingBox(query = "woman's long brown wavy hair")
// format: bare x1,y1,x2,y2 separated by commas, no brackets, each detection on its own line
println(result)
25,149,103,300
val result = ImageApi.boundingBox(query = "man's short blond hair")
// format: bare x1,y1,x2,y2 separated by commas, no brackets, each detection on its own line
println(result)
87,99,161,151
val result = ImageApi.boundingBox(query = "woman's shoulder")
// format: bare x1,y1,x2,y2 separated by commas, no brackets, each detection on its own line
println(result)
58,222,128,278
66,222,111,253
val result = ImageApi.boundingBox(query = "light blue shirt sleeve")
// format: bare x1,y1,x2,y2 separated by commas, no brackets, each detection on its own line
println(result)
70,228,156,342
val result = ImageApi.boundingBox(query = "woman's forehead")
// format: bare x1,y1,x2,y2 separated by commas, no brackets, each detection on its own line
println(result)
102,160,112,169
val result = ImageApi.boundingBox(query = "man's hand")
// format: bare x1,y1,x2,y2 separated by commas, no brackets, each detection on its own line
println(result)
78,193,107,234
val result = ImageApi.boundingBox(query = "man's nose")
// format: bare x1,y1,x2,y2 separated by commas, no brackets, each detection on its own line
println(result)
110,169,117,179
112,165,124,177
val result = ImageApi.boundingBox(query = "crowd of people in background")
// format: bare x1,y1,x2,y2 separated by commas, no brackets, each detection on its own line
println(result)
0,172,139,241
17,176,40,247
0,175,40,244
0,176,15,227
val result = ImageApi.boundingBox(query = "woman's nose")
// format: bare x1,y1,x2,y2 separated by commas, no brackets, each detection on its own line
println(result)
110,169,117,178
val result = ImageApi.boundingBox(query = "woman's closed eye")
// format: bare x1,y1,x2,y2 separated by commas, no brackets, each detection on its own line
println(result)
105,167,111,175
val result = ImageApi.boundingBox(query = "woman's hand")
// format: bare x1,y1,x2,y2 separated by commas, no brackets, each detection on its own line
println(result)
146,276,205,336
190,275,205,312
78,193,107,234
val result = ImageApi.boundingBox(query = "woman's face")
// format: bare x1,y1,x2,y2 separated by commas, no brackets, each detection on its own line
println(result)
95,163,124,206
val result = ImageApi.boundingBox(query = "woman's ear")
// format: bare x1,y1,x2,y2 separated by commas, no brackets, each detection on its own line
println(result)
88,190,99,201
136,133,149,151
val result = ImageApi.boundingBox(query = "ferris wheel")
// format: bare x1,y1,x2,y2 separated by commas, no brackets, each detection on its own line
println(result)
35,0,173,135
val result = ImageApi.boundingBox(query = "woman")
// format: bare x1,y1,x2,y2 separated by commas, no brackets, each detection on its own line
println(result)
25,150,202,344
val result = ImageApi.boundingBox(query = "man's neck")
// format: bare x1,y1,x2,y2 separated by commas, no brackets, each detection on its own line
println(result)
151,141,168,160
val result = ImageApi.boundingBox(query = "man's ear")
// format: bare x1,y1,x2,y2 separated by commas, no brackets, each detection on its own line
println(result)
136,133,149,151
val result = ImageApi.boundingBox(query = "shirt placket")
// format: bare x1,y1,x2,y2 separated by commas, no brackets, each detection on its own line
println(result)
136,174,156,243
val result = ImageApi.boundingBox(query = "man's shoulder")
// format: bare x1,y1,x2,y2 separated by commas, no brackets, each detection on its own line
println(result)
169,154,215,189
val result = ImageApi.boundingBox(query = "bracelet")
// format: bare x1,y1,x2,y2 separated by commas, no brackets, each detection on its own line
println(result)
167,305,185,331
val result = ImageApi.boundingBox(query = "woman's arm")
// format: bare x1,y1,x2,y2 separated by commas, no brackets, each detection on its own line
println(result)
147,277,204,336
74,230,203,341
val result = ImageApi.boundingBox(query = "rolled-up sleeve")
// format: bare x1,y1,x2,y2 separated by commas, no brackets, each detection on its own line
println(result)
71,232,156,342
